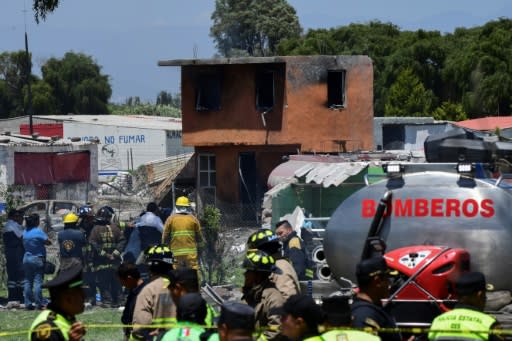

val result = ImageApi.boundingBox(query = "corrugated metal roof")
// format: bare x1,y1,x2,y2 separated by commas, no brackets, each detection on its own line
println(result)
144,153,194,185
34,115,183,131
268,159,369,188
454,117,512,131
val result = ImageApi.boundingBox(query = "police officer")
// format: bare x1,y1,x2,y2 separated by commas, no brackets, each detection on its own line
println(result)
58,213,86,271
428,271,502,341
351,256,401,341
156,293,207,341
320,295,380,341
242,250,285,341
202,302,256,341
279,294,325,341
167,268,219,327
3,209,25,302
246,228,300,300
219,302,255,341
29,265,87,341
131,244,176,341
275,220,313,280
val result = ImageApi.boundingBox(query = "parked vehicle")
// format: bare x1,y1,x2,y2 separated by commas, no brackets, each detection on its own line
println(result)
18,200,83,232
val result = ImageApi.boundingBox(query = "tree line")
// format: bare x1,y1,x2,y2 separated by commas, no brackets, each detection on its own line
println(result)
210,1,512,119
15,0,512,120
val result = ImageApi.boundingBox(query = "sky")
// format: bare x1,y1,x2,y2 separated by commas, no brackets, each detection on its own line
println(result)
1,0,511,104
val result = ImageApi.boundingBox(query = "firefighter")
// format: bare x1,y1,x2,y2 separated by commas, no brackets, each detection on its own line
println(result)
28,265,87,341
279,294,325,341
320,295,380,341
131,244,176,341
156,293,207,341
77,205,97,305
167,267,219,327
246,228,300,300
89,205,126,307
351,256,401,341
3,209,25,302
428,272,502,341
242,249,286,341
275,220,313,280
162,196,204,270
58,212,86,271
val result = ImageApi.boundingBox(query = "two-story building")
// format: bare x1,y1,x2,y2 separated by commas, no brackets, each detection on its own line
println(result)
158,55,374,222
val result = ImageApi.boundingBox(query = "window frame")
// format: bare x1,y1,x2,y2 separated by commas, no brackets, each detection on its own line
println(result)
198,153,216,188
327,69,347,109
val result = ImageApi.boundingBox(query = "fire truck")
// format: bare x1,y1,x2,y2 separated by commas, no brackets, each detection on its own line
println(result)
318,162,512,328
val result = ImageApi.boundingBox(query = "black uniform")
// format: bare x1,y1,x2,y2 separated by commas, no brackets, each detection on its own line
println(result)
351,298,401,341
3,218,25,301
58,228,86,271
121,281,146,339
281,231,313,280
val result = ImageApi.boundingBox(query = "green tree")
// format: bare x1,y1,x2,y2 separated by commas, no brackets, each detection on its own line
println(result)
0,51,31,117
210,0,302,57
432,101,467,121
156,91,173,105
33,0,60,23
385,68,436,117
42,52,112,115
28,80,58,115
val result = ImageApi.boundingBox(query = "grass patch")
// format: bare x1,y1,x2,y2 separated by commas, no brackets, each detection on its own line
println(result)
0,307,123,340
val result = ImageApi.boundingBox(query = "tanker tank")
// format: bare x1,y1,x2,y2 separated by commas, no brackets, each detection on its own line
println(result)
324,166,512,292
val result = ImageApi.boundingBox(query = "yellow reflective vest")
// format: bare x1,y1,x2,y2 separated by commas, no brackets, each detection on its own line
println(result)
29,310,72,341
428,308,496,341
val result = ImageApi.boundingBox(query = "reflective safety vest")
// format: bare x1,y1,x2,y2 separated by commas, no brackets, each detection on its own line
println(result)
319,329,381,341
29,310,72,341
428,308,496,341
205,303,219,327
156,322,205,341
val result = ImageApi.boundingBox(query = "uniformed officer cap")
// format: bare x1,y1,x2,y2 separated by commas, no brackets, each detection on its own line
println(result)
278,294,325,328
43,264,86,290
218,302,255,331
356,256,390,282
321,295,351,326
177,293,207,323
455,271,487,296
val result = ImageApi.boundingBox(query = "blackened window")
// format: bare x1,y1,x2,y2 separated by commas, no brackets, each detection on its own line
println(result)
327,70,346,108
196,75,221,111
256,71,275,110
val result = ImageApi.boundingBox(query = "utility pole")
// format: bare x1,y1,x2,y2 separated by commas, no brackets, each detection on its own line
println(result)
23,4,34,134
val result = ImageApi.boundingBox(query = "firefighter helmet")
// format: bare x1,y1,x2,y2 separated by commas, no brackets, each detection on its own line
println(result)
96,206,115,220
78,205,93,217
63,212,79,224
176,196,191,207
243,250,278,273
246,229,281,253
144,244,174,266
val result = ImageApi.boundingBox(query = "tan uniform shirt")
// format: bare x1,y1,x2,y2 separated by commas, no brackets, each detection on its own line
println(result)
271,258,300,300
131,277,176,340
254,283,286,341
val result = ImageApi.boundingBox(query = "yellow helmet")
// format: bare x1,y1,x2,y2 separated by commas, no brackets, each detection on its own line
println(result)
63,212,79,224
176,196,190,207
